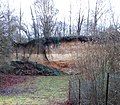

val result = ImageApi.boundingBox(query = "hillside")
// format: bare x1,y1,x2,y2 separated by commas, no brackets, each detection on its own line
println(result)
11,40,120,75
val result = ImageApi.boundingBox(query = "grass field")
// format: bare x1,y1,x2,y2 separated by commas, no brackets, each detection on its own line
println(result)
0,76,69,105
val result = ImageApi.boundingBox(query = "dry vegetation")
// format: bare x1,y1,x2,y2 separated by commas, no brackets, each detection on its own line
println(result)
4,40,120,104
11,41,119,76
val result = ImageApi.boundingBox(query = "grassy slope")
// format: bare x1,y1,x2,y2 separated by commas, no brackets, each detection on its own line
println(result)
0,76,69,105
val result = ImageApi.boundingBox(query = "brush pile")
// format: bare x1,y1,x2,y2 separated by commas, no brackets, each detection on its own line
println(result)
0,60,67,76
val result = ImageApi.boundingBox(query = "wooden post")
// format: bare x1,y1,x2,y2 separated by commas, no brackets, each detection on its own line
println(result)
69,80,71,104
78,79,81,105
105,73,109,105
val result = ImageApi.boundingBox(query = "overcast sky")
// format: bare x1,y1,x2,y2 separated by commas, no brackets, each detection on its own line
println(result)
2,0,120,25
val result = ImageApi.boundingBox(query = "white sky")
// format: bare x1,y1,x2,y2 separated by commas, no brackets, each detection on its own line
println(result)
2,0,120,25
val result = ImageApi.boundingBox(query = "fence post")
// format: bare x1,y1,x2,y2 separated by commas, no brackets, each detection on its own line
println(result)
105,73,109,105
69,79,81,105
78,79,81,105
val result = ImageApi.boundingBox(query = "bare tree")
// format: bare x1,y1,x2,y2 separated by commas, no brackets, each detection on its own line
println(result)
18,2,22,43
77,11,84,36
30,6,37,39
63,17,66,36
29,0,59,61
69,0,72,35
93,0,108,35
0,2,14,66
34,0,58,38
76,0,84,36
86,0,90,35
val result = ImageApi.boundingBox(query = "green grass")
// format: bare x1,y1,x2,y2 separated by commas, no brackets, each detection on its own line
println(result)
0,76,69,105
